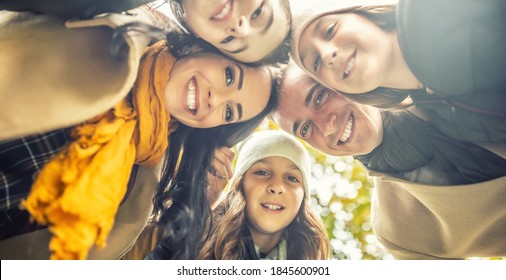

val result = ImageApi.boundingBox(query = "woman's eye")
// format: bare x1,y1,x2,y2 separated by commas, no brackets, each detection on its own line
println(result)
225,66,235,86
225,104,234,122
251,2,264,20
314,90,328,110
313,56,321,73
287,176,300,183
325,22,337,40
300,121,312,138
221,36,235,44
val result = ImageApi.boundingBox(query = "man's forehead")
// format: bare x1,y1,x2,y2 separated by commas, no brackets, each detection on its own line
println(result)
279,86,305,112
274,91,306,133
272,104,296,133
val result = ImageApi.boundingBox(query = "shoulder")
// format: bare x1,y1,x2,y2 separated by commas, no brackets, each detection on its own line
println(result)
371,174,506,259
0,9,153,141
397,0,506,96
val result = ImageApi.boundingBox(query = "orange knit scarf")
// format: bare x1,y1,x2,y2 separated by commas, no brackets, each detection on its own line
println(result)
22,40,176,260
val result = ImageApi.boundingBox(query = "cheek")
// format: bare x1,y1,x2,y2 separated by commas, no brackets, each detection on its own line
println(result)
201,29,226,45
186,17,222,43
245,203,256,222
288,193,304,220
199,115,219,128
308,135,331,155
292,190,304,209
320,70,334,85
242,181,259,202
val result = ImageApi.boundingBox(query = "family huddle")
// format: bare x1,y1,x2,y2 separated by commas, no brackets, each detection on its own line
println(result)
1,0,505,260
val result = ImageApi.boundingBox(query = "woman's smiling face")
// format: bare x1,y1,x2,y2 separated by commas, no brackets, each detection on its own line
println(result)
297,12,396,94
181,0,290,63
164,52,271,128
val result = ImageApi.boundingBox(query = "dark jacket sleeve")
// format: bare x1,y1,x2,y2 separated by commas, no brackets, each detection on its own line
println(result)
397,0,506,96
0,0,154,18
397,0,506,143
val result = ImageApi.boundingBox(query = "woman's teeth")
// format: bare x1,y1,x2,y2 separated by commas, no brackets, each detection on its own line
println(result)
187,79,196,112
339,115,354,144
343,56,355,79
213,1,231,20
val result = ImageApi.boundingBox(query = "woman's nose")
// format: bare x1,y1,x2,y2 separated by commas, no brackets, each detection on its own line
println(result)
226,15,250,37
207,90,228,109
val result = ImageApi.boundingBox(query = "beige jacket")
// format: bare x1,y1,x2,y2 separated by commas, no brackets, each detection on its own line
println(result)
371,173,506,259
0,9,154,141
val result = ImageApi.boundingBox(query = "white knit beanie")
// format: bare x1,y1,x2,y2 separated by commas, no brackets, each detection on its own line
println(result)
291,0,398,75
230,130,312,196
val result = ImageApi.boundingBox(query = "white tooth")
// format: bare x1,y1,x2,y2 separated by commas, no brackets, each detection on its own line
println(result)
339,115,354,143
265,204,281,210
340,130,350,143
344,57,355,76
213,1,231,20
187,79,196,110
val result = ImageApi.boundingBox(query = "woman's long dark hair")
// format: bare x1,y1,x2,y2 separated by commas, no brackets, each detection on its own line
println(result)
151,74,280,259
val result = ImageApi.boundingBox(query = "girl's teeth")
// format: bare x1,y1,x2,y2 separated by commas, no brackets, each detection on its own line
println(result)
263,204,282,210
343,57,355,78
187,79,196,111
213,1,231,20
339,115,354,143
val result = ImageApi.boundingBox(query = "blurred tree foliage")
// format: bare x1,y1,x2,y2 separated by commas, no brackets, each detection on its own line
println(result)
251,121,392,260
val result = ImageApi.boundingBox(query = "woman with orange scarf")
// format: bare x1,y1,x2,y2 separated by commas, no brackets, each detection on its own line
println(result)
0,8,278,260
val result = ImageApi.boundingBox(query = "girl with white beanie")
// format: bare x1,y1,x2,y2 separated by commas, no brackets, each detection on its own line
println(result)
195,130,331,259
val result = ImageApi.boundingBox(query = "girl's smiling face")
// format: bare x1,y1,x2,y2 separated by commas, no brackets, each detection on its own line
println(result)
164,52,271,128
242,156,304,239
297,12,397,94
181,0,290,63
